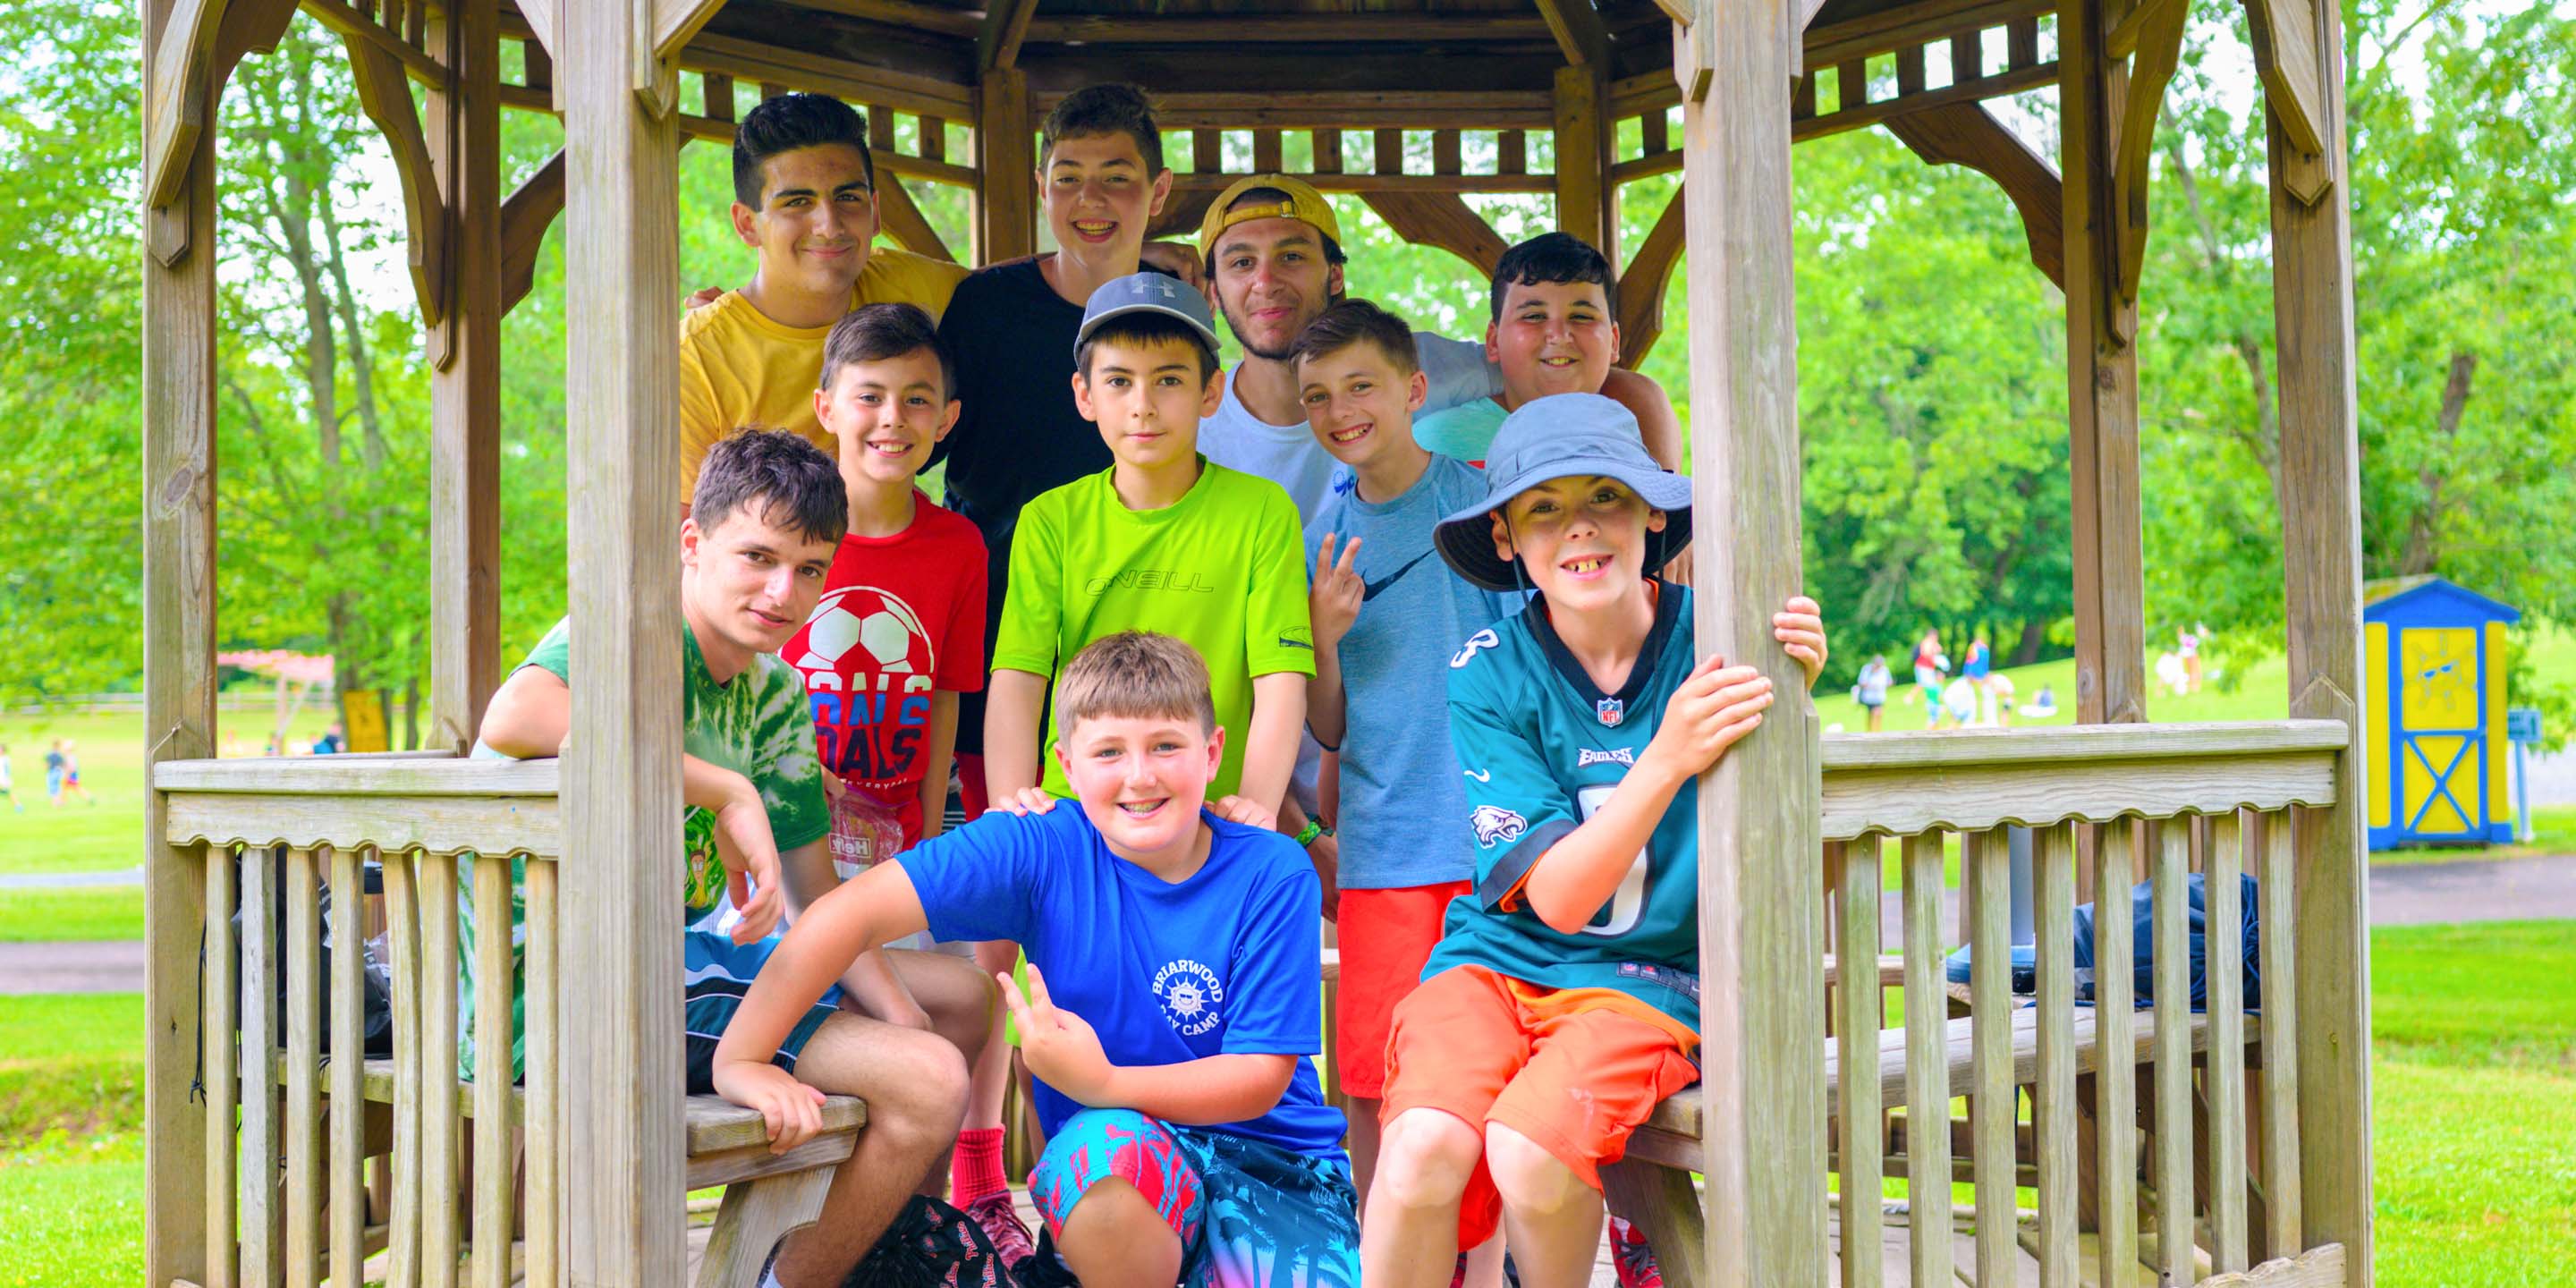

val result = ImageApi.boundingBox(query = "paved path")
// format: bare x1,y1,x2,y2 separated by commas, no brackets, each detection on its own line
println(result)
0,866,142,889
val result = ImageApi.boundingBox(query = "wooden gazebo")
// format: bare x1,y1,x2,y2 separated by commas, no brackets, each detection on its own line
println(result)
138,0,2372,1283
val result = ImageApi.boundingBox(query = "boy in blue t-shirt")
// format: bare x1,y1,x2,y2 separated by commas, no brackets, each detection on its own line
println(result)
714,631,1358,1287
1360,394,1829,1287
1290,302,1516,1222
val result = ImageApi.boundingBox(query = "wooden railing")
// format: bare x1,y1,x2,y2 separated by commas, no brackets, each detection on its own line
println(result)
1625,720,2355,1288
154,754,562,1288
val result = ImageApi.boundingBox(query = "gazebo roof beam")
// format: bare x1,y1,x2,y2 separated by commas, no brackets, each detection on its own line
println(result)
1532,0,1614,68
978,0,1038,70
1804,0,2050,68
1021,12,1554,44
1030,89,1555,131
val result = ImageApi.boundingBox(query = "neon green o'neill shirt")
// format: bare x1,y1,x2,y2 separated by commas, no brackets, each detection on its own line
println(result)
994,459,1316,801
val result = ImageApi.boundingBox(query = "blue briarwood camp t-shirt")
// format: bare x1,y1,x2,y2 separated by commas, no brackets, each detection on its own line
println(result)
1305,454,1522,889
1423,581,1705,1034
902,804,1345,1159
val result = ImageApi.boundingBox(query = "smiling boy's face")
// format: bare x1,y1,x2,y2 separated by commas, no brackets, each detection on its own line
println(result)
1055,711,1223,860
1487,278,1619,409
1073,336,1223,471
682,504,838,657
732,143,877,300
1042,132,1170,263
1297,340,1428,472
813,348,958,486
1489,474,1665,612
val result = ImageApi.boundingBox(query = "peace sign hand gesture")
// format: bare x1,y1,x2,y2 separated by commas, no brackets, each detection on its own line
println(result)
998,965,1117,1106
1309,534,1364,648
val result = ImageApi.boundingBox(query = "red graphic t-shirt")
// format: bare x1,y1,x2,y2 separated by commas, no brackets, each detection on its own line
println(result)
780,495,988,851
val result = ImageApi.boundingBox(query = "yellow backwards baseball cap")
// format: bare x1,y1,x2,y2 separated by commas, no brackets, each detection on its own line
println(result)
1196,174,1342,262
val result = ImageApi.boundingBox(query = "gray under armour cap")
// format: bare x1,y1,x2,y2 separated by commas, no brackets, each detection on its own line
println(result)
1074,270,1223,360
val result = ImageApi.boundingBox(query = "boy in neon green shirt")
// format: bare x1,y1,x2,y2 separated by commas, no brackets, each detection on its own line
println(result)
984,273,1313,820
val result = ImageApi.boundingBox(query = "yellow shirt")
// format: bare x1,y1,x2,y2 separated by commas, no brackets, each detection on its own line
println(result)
677,245,971,505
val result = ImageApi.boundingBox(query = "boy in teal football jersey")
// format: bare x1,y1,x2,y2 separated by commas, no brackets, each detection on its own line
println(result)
1360,394,1827,1288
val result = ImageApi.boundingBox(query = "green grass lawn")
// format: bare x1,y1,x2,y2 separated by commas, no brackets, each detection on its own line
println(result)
4,925,2571,1284
0,707,340,878
0,885,146,943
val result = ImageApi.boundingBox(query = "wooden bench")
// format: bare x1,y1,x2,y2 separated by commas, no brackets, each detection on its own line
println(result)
340,1057,866,1287
1604,1004,2261,1285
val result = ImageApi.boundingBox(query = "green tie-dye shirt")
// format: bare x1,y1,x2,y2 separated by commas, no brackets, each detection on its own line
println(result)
459,616,829,1080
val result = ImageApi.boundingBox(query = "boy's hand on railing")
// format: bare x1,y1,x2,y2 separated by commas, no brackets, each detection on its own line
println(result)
982,787,1059,818
1773,594,1827,691
1647,655,1775,778
1305,831,1342,924
1309,534,1364,648
713,792,787,945
711,1059,828,1156
999,965,1116,1106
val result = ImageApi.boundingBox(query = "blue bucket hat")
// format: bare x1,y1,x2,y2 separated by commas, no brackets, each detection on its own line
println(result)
1074,270,1222,360
1431,393,1693,592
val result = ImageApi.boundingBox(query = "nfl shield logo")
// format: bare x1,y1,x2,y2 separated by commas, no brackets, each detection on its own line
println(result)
1596,698,1624,727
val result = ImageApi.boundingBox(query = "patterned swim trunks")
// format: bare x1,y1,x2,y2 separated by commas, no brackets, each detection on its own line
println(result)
1027,1108,1360,1287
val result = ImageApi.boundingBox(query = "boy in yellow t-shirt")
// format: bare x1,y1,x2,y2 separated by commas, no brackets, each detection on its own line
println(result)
983,273,1313,825
677,92,970,512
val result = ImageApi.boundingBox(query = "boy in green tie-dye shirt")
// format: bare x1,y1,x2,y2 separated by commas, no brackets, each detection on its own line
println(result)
464,430,996,1287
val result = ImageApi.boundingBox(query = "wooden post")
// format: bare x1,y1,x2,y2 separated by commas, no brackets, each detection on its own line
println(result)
1676,0,1827,1282
974,68,1035,265
430,0,504,753
560,0,687,1280
2058,0,2148,729
141,0,218,1280
2266,0,2372,1275
1552,65,1615,263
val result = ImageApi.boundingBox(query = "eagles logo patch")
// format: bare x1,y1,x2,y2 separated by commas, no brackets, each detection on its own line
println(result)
1451,628,1501,669
1470,804,1529,847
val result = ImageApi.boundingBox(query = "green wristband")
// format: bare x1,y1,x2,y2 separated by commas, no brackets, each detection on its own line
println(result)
1293,819,1330,848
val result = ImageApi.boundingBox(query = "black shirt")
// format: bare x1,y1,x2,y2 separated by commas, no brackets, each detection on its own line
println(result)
932,258,1119,756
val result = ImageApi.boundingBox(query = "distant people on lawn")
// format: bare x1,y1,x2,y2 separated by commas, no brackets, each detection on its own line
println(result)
1854,655,1893,732
0,742,20,812
49,740,91,806
311,722,345,755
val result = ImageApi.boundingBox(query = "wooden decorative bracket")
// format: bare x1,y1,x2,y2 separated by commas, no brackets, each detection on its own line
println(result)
345,33,449,327
2109,0,2187,330
1533,0,1613,70
874,174,959,264
1616,184,1685,368
2242,0,2334,204
979,0,1041,72
142,0,295,262
518,0,558,60
1358,191,1509,278
1885,102,2064,288
142,0,230,214
500,150,566,315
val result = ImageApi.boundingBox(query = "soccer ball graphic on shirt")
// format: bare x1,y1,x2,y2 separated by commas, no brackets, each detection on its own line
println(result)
797,586,933,679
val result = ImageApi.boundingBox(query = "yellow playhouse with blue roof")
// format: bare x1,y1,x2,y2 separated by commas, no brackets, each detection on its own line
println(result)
2364,575,2521,847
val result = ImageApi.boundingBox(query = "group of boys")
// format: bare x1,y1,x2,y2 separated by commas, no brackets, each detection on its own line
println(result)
468,82,1831,1288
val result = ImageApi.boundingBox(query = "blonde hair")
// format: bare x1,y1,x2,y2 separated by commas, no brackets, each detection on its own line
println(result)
1054,631,1217,739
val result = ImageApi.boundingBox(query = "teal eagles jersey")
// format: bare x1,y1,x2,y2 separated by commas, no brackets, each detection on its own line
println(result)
1422,582,1702,1034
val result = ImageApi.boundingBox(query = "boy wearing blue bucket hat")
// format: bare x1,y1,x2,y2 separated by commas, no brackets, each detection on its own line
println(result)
1360,393,1829,1287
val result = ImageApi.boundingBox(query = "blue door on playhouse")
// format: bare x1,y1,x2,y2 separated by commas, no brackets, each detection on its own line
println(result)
2362,576,2520,849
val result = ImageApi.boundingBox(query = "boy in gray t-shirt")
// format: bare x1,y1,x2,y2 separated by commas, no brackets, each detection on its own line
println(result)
1293,301,1518,1267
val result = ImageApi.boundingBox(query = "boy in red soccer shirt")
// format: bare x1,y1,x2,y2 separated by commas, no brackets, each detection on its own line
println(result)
777,302,1028,1256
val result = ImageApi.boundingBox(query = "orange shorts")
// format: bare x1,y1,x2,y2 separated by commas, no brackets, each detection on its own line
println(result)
1334,881,1470,1099
1381,965,1699,1250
